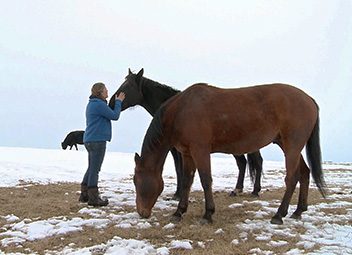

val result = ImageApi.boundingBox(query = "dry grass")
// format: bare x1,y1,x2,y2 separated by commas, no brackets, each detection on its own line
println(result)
0,172,351,254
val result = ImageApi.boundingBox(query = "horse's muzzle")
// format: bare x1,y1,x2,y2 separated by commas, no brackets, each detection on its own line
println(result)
137,208,151,218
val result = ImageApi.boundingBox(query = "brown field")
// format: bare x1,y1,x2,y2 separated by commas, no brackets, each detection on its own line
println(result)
0,168,351,254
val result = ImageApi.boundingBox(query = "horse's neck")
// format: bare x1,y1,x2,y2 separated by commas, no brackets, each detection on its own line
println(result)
140,106,171,173
141,141,170,174
141,79,179,116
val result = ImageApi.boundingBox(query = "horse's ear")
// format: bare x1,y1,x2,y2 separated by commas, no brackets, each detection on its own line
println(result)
135,68,144,87
134,153,141,167
136,68,144,79
128,68,132,75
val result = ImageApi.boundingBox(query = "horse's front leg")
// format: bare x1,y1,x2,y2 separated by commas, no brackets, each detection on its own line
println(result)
271,152,300,225
231,155,247,196
291,156,309,219
193,149,214,224
172,154,195,222
170,148,183,200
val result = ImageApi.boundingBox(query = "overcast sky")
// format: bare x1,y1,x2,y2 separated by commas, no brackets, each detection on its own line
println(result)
1,1,351,162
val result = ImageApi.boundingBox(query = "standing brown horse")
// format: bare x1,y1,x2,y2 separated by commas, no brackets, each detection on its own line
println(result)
133,83,326,225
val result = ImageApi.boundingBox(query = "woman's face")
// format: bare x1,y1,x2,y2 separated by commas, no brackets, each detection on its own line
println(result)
101,86,108,99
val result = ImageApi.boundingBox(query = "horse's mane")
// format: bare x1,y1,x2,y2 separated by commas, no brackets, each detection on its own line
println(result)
141,105,165,155
141,76,180,96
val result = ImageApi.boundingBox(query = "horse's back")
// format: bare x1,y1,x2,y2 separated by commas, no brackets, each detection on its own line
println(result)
74,131,84,144
173,83,317,121
165,83,318,154
64,130,84,145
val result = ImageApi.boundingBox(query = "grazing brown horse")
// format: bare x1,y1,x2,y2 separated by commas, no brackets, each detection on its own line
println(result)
110,68,263,198
134,83,326,225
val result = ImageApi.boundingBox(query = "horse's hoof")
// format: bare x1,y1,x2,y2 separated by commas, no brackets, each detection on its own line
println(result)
270,216,283,225
236,189,243,194
250,193,260,197
200,217,212,225
229,191,237,197
171,195,180,201
290,213,302,220
171,194,180,201
171,215,182,223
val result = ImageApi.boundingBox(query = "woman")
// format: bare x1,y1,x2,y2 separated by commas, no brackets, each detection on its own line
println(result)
79,82,125,206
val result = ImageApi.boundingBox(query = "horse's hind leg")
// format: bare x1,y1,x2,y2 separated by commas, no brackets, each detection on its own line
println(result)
170,148,183,200
249,151,263,196
231,154,247,196
291,155,310,219
172,154,195,222
271,151,300,225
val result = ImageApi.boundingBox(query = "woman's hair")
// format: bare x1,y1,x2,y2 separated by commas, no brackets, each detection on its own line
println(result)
91,82,106,98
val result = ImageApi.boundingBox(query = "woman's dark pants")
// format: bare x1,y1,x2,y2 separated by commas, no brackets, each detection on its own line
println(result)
82,141,106,188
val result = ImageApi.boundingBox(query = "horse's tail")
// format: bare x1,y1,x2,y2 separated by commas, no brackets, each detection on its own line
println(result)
247,152,263,183
247,154,256,183
306,102,326,198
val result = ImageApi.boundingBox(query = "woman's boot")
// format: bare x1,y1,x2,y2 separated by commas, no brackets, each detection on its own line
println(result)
78,184,88,202
87,187,109,206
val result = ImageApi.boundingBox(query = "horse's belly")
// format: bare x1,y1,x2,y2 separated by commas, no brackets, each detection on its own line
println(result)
211,132,275,154
212,143,264,155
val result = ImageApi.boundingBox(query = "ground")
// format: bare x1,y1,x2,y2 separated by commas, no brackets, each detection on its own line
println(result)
1,167,351,254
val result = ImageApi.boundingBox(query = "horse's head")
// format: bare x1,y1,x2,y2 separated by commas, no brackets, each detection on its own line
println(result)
133,152,164,218
61,142,67,150
109,68,144,110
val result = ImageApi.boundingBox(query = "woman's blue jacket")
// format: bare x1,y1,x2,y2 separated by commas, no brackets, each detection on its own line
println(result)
83,96,122,143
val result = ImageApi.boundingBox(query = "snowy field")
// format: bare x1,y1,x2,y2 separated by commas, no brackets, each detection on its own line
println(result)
0,147,351,254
